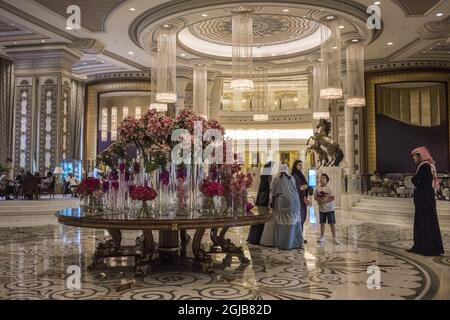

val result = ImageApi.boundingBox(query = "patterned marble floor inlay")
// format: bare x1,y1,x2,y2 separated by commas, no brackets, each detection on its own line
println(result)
0,209,449,300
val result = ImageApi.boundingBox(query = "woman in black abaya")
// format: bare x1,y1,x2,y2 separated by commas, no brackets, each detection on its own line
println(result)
408,147,444,256
247,161,274,245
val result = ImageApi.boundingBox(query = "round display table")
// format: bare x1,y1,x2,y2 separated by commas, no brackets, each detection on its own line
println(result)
57,207,272,274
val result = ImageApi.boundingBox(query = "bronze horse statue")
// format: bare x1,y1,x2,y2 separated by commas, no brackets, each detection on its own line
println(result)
306,119,344,168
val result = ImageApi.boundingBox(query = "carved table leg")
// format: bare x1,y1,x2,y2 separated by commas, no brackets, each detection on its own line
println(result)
108,229,122,250
180,229,190,257
192,228,213,273
135,229,155,275
209,228,221,252
89,229,122,269
216,227,250,268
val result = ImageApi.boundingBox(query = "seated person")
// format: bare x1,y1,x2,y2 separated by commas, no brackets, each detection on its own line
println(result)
0,171,14,200
370,170,382,187
65,173,79,197
40,172,55,191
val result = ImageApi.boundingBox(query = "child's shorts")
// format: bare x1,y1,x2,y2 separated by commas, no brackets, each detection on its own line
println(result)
319,211,336,224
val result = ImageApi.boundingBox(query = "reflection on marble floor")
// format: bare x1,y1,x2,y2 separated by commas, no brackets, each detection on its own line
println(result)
0,210,449,300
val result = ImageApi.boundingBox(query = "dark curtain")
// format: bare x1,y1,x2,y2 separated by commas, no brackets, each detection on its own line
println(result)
71,79,85,160
0,57,14,164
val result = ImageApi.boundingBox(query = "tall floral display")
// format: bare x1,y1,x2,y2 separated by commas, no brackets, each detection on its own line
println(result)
92,108,253,216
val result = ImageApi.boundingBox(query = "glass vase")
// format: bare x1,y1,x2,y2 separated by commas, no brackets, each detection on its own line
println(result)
137,200,152,218
232,190,247,215
202,196,214,214
174,164,190,215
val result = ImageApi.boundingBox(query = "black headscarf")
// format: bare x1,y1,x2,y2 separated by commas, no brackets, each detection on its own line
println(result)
291,160,307,185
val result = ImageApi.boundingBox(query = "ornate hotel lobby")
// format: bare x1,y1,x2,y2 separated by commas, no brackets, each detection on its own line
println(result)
0,0,450,302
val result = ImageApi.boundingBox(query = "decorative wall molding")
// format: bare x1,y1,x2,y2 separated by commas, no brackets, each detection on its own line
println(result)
13,78,33,173
38,76,57,175
365,60,450,73
61,80,71,160
219,110,313,124
6,47,82,73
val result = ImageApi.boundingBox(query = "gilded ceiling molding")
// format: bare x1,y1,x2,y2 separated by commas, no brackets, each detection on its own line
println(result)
102,50,148,71
68,39,106,55
391,0,445,17
0,0,77,42
32,0,127,32
129,0,381,52
418,16,450,40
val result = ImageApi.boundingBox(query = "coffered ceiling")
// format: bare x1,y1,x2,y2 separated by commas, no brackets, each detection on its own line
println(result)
0,0,448,78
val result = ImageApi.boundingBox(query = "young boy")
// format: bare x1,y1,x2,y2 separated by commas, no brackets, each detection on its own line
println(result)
314,173,341,244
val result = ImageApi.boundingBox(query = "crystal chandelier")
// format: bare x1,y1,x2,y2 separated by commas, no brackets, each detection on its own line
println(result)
192,60,208,119
156,24,177,103
230,7,254,92
345,43,366,107
320,21,343,100
253,63,271,122
312,60,330,119
150,44,168,112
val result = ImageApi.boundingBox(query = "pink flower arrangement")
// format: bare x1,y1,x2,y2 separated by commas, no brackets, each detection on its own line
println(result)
174,108,207,135
118,116,146,143
141,109,174,142
230,172,254,195
130,186,157,201
246,202,254,212
200,180,225,198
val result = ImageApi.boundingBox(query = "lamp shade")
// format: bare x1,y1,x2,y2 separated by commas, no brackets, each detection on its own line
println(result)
53,167,64,174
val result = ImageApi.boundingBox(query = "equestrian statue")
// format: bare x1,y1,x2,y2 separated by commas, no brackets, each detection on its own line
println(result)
306,119,344,168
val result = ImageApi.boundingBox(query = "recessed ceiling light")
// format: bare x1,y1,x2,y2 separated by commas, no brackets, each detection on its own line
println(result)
287,59,291,62
180,53,186,57
352,39,359,42
41,40,46,43
387,42,393,45
66,26,73,30
338,25,345,29
129,8,136,12
436,12,444,17
128,51,134,55
374,1,381,5
283,9,290,12
10,23,15,26
14,42,17,45
163,24,170,28
318,58,324,62
201,13,208,17
332,46,338,49
326,15,334,20
422,51,427,54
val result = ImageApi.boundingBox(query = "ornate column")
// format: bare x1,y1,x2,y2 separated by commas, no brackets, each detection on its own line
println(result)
344,107,355,176
209,77,224,121
7,46,82,174
13,77,34,174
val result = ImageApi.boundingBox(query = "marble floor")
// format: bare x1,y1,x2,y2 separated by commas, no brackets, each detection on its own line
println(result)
0,199,449,300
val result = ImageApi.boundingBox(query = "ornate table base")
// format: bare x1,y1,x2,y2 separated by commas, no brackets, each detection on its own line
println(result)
88,227,250,275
